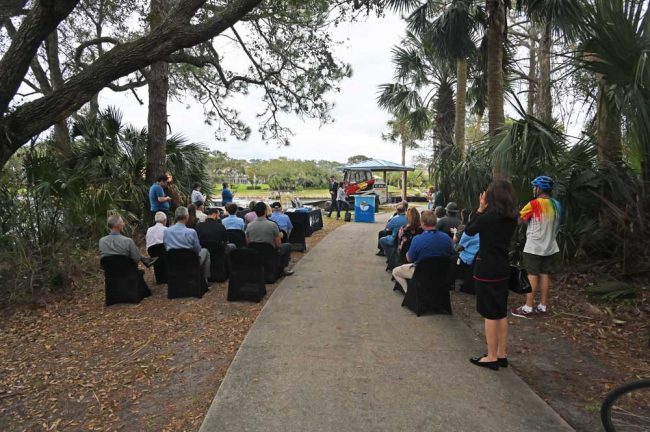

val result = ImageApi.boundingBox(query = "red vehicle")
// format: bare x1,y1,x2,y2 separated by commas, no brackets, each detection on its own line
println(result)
342,169,375,196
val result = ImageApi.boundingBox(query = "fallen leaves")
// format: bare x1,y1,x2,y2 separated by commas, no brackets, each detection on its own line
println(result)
0,216,340,431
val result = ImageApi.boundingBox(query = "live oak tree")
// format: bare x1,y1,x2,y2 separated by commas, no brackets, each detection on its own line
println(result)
0,0,397,171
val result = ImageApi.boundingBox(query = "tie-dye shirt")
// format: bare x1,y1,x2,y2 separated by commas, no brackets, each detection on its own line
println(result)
520,197,562,256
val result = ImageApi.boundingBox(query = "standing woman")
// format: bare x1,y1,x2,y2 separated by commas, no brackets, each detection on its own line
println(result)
464,180,518,370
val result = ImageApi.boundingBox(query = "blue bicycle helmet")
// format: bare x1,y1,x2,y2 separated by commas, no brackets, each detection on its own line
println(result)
531,175,554,191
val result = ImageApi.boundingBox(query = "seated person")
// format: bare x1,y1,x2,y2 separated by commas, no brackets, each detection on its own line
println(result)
396,207,423,265
163,207,211,283
392,210,453,292
195,201,208,223
269,202,293,237
222,203,245,231
244,201,258,225
246,202,294,276
437,202,462,237
377,203,407,257
195,207,235,252
457,230,479,266
187,204,199,228
100,215,155,266
146,211,168,250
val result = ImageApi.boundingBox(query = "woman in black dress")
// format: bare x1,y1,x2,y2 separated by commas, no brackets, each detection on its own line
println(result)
464,180,518,370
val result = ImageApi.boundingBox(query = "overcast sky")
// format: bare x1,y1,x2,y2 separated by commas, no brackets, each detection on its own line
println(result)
100,13,408,164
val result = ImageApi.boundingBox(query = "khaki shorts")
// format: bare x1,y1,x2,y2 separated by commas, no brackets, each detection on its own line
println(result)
523,252,559,276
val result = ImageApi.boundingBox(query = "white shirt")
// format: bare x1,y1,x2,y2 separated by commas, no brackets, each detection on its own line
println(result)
196,210,207,223
145,223,167,249
191,190,206,204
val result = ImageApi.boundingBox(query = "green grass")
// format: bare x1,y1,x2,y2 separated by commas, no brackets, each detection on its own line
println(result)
213,184,424,199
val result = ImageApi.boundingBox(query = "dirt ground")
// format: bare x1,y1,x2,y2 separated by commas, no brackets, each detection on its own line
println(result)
2,217,648,432
0,216,345,432
452,269,649,432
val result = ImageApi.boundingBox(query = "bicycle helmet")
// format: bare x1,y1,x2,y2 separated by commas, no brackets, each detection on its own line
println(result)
531,175,554,191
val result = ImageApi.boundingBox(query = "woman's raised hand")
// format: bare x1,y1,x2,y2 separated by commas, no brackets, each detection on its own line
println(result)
478,191,488,213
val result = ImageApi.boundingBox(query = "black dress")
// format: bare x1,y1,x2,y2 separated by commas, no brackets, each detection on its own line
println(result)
464,210,517,319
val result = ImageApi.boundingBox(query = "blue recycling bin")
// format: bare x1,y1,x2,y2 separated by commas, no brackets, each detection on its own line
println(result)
353,195,375,223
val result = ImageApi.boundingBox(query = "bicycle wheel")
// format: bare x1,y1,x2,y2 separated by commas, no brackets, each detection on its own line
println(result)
601,379,650,432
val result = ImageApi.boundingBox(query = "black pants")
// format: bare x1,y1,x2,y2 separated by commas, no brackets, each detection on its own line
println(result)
328,194,338,217
336,200,349,218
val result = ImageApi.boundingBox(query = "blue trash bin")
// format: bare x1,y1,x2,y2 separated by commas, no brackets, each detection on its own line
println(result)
353,195,375,223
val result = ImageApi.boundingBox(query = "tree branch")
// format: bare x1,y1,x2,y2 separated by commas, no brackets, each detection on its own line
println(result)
0,0,263,168
74,36,120,67
0,0,80,114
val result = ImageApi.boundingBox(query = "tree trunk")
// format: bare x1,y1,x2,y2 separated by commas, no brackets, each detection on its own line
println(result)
536,24,552,123
145,0,170,184
486,0,506,179
401,141,407,201
46,30,71,160
455,58,467,158
146,61,169,183
527,28,537,116
596,83,622,165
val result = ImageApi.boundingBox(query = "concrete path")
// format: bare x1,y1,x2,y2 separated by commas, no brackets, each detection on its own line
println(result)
200,214,573,432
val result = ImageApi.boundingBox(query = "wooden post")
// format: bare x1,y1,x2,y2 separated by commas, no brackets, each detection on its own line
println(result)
384,170,388,204
402,171,407,202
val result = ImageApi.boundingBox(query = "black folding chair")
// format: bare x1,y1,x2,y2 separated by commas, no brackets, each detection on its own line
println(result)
227,230,247,248
287,220,307,252
201,241,229,283
166,249,208,299
227,248,266,302
100,255,151,306
402,256,452,316
147,243,167,284
247,242,280,284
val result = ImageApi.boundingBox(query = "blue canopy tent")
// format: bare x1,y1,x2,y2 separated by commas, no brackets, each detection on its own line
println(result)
337,159,414,203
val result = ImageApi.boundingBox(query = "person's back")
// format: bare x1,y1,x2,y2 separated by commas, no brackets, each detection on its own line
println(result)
407,229,453,263
458,232,480,265
222,204,246,231
437,215,462,236
246,216,279,246
99,215,141,263
164,222,200,255
99,233,140,262
386,213,407,237
145,221,167,249
520,196,561,256
195,218,227,245
269,203,292,234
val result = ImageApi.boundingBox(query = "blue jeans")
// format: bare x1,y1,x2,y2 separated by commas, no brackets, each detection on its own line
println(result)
379,235,396,258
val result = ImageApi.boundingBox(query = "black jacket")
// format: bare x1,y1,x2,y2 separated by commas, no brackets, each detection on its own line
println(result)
195,219,228,245
464,210,517,281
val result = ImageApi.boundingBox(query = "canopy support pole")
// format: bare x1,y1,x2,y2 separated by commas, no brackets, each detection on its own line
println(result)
402,171,407,202
383,170,388,204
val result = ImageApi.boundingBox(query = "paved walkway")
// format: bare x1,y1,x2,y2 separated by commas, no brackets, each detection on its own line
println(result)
200,214,573,432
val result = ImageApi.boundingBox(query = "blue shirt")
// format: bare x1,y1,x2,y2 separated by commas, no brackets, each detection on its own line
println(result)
269,211,293,233
459,232,480,265
149,183,169,212
222,188,233,204
222,214,245,231
385,214,407,241
163,223,201,255
407,229,453,263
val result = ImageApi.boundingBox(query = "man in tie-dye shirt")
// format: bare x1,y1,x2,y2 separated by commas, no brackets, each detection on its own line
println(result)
512,176,562,318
